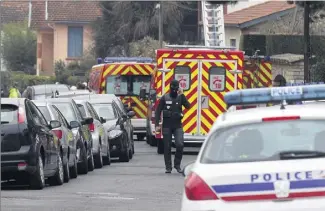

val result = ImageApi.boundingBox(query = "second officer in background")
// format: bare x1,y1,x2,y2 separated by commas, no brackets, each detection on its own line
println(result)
155,79,190,174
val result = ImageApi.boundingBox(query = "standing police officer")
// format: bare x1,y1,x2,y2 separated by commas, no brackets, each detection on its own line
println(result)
155,79,190,173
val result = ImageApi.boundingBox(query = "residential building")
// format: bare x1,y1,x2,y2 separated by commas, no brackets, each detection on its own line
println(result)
31,1,101,76
224,1,296,49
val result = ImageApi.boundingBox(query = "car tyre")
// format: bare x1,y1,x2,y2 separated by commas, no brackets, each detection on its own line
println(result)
88,150,95,171
70,156,78,179
63,158,70,183
48,154,64,186
157,139,164,155
119,149,130,162
94,146,103,169
149,135,157,147
103,146,111,165
77,144,88,175
137,134,145,141
29,155,45,190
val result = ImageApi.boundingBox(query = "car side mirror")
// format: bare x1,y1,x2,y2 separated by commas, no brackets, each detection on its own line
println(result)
82,117,93,125
100,117,106,123
182,161,195,177
70,120,80,129
127,111,135,118
49,120,61,129
139,88,147,100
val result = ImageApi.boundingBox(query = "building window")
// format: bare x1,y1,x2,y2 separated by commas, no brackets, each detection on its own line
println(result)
68,26,83,58
230,38,236,47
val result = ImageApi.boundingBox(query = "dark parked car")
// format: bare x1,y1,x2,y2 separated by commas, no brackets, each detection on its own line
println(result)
1,98,64,189
44,98,95,174
33,100,79,182
73,94,135,162
22,84,70,100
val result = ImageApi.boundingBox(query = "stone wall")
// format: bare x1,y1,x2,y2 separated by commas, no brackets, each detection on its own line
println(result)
271,61,304,82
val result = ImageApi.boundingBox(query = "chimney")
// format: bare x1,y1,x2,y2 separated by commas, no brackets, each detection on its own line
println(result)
223,4,228,15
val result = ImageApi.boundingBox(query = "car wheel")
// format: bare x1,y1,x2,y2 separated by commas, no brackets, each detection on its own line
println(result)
137,134,145,141
94,146,103,169
70,156,78,179
119,149,130,162
129,147,133,160
48,154,64,186
132,143,135,155
77,144,88,175
63,158,70,183
146,133,150,145
149,135,157,147
157,139,164,155
88,150,95,171
29,155,45,190
103,146,111,166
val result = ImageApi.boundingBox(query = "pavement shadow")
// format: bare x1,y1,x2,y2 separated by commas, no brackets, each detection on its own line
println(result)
1,180,32,190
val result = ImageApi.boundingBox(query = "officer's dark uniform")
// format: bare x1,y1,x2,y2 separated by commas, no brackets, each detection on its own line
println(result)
155,80,190,173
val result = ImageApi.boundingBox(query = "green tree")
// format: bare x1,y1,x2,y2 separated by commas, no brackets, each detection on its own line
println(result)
93,1,197,57
1,21,37,74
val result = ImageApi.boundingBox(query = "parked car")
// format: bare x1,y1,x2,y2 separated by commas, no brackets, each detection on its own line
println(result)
33,100,79,182
73,94,135,162
22,84,70,100
44,98,95,174
74,99,111,168
1,98,64,189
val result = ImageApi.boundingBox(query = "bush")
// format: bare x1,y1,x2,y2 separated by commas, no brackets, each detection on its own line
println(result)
1,21,36,73
128,36,167,58
9,72,55,92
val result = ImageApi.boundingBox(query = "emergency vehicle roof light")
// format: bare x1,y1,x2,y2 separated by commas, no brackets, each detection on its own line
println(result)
97,58,103,64
103,57,153,63
224,83,325,106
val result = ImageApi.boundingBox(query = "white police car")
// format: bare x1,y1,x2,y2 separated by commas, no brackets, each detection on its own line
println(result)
181,84,325,211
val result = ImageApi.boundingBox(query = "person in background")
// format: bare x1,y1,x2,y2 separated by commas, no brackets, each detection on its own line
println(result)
9,82,21,98
155,79,190,174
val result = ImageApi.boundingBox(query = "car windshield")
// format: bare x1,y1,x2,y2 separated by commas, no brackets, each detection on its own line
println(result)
200,120,325,164
37,106,52,121
105,75,151,96
77,104,88,118
52,102,77,123
92,103,116,120
1,104,18,124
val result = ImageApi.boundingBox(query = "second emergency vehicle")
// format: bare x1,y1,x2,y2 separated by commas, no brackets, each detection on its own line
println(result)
88,57,155,141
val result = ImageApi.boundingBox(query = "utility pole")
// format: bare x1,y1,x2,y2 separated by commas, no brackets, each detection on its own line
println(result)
304,1,310,83
0,0,3,180
158,2,163,48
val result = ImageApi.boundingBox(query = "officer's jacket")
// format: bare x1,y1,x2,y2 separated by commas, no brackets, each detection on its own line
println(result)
155,93,190,129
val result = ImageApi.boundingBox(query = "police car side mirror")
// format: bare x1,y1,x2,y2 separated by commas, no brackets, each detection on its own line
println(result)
182,161,195,177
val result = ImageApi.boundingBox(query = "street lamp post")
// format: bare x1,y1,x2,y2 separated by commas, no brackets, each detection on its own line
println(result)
0,0,3,181
156,2,163,48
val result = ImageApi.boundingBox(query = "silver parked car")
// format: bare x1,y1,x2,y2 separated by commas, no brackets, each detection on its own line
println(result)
74,100,110,168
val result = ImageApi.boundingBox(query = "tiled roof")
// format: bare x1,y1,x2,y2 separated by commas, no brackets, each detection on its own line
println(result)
31,1,102,29
224,1,296,25
0,1,29,24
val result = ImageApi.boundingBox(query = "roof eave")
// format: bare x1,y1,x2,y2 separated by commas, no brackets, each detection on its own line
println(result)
238,7,296,29
225,23,240,28
54,20,94,24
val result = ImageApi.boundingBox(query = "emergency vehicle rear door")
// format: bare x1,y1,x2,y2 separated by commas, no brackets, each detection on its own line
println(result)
163,59,199,135
199,59,238,135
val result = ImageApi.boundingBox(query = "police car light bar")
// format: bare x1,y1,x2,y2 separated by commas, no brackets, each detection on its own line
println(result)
224,83,325,106
103,57,153,63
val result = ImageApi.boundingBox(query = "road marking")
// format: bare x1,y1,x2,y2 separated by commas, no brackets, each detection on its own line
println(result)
76,192,120,196
90,196,135,200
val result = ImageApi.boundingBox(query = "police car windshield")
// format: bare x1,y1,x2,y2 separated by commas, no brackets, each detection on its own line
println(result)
201,120,325,164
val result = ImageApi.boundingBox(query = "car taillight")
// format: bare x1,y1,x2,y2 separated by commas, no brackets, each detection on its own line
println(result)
89,123,95,132
53,129,63,139
185,172,218,201
262,116,300,122
18,107,25,123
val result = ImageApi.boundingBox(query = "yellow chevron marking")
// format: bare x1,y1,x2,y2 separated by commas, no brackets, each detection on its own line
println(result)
219,54,227,59
134,64,149,75
185,54,194,58
205,109,217,122
144,64,154,73
183,115,197,132
265,63,271,70
207,54,216,59
130,66,139,75
174,53,182,58
112,65,126,75
259,64,272,80
200,115,211,133
103,65,116,78
121,66,129,75
100,90,105,94
158,53,170,65
231,55,243,67
132,97,147,114
101,81,105,87
133,107,146,118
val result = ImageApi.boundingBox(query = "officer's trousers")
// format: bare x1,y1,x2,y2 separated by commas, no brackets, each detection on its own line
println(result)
162,127,184,170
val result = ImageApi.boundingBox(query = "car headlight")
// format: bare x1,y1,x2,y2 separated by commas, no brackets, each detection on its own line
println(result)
108,130,123,139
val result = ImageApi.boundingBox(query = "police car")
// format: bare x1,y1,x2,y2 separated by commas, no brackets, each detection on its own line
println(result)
181,84,325,211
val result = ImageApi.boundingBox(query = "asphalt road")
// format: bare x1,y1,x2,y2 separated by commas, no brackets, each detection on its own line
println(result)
1,141,199,211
